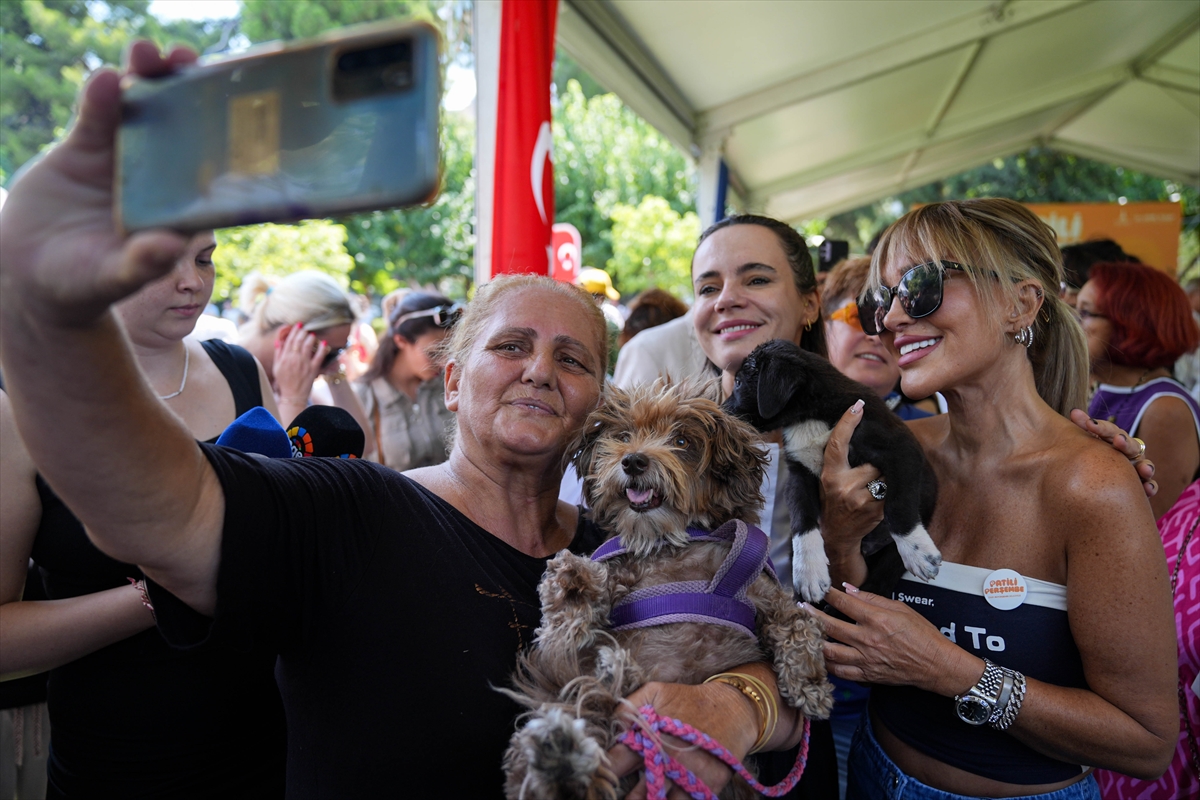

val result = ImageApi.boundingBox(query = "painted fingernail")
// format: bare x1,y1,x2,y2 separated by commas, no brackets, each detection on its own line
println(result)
850,399,864,415
321,340,328,347
842,582,860,594
1089,418,1097,425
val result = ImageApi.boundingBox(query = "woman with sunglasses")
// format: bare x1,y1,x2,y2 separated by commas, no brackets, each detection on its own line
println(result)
236,271,372,439
823,256,935,422
354,292,461,471
802,199,1176,800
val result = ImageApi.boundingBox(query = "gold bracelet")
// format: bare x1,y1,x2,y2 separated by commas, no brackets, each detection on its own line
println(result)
703,672,779,753
327,364,348,385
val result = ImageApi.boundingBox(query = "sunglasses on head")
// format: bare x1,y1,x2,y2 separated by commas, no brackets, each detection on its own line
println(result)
857,261,967,336
392,302,465,330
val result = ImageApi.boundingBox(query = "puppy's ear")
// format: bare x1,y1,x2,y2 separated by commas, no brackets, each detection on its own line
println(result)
707,409,770,521
569,383,629,477
756,352,803,420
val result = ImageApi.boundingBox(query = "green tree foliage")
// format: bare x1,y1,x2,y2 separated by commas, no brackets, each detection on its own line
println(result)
553,80,696,281
607,196,700,299
213,220,355,303
240,0,436,43
0,0,227,181
816,147,1199,278
337,112,475,299
237,0,474,299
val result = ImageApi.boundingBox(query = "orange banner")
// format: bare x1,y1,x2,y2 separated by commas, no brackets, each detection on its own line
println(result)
1024,202,1182,274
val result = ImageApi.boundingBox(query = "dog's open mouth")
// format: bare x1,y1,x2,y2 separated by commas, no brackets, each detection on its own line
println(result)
625,486,662,511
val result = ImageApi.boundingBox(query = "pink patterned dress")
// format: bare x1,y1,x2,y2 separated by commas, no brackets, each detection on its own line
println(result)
1096,479,1200,799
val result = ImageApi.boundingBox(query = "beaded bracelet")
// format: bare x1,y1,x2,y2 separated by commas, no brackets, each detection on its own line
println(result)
127,577,156,622
703,672,779,753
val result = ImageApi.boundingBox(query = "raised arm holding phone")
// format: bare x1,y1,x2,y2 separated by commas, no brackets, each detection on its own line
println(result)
0,42,816,799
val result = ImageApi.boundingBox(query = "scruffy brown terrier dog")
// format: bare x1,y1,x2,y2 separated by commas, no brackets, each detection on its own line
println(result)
502,380,832,800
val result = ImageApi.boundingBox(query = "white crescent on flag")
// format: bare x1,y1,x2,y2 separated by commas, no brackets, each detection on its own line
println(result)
530,121,553,224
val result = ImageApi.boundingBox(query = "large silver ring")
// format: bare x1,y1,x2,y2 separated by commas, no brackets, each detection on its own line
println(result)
866,479,887,501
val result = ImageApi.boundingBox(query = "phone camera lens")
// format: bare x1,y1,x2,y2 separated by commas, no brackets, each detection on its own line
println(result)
333,39,413,101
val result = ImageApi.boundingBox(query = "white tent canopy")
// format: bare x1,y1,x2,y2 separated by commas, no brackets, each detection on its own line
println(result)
556,0,1200,226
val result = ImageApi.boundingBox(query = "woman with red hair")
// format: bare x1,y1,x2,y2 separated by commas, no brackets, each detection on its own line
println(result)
1081,262,1200,519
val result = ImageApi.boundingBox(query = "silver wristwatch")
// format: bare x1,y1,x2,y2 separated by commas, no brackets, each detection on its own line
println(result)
954,659,1009,726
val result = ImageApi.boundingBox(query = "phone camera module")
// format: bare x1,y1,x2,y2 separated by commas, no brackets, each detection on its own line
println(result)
333,40,413,102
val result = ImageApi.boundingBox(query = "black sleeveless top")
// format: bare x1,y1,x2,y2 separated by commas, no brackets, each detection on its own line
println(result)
30,340,285,799
200,338,264,434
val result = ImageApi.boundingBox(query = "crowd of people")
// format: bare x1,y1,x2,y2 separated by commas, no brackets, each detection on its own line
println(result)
1,40,1197,800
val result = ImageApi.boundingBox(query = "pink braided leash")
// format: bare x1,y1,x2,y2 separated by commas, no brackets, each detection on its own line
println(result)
619,704,811,800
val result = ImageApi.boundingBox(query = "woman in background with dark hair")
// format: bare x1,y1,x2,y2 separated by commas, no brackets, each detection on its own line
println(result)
1059,239,1136,308
354,291,459,471
618,287,689,348
1081,261,1200,519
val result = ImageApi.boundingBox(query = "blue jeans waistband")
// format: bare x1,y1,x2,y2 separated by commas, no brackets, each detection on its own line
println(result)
847,715,1100,800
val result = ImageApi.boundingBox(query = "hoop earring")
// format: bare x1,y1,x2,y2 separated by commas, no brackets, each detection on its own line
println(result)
1013,325,1034,348
805,319,813,333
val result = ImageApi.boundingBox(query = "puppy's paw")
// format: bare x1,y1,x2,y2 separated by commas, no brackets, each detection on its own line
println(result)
894,524,942,582
535,553,610,651
792,529,831,602
506,706,608,800
793,676,835,721
593,645,642,696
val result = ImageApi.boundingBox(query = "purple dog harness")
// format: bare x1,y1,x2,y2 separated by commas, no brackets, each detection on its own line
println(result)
590,519,776,636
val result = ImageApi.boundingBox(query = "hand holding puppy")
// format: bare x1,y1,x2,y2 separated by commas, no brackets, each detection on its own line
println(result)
818,401,886,590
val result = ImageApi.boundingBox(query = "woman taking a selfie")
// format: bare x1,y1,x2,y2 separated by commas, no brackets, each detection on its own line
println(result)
0,233,286,798
0,43,821,798
807,199,1176,799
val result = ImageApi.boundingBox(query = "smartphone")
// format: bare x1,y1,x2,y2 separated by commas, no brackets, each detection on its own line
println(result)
116,20,441,233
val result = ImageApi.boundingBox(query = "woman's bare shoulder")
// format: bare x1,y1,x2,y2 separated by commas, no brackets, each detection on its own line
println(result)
1041,418,1156,540
0,390,36,478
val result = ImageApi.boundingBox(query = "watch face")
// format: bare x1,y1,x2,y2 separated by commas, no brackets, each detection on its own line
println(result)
956,696,991,726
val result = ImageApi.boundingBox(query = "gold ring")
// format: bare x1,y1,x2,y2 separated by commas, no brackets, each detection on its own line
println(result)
1130,437,1147,460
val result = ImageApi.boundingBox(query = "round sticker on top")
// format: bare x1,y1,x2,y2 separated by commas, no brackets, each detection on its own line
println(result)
982,568,1027,611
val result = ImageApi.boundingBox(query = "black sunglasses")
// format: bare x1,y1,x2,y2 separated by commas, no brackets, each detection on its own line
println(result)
857,261,967,336
392,302,465,330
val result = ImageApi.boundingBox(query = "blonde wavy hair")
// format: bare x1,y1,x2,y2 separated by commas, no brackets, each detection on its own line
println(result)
867,199,1088,416
243,271,356,334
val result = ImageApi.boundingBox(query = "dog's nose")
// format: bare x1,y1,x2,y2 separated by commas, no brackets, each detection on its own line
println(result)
622,453,649,476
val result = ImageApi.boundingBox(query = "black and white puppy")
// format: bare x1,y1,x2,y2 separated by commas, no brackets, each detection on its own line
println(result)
724,339,941,602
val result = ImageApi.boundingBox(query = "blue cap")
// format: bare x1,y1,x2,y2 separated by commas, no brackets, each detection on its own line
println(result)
215,407,292,459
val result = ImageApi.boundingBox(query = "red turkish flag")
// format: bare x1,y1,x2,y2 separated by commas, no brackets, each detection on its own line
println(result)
490,0,557,276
